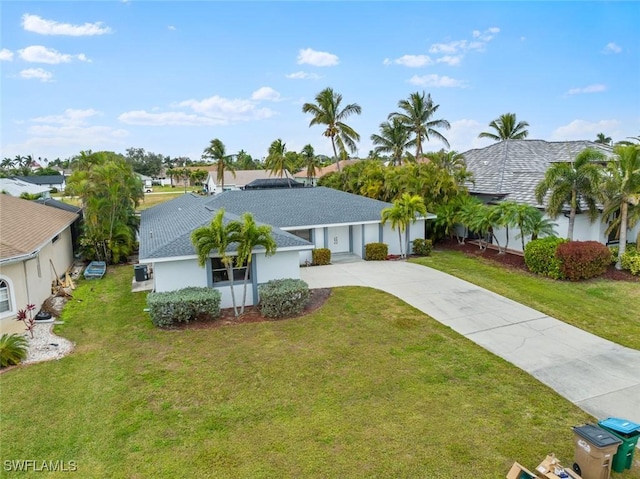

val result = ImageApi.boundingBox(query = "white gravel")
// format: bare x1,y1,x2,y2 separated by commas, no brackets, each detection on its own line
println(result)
21,321,74,364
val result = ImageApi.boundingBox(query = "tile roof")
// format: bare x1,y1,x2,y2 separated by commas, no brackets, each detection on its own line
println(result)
139,193,312,260
0,178,51,196
14,175,65,185
0,195,79,261
207,169,291,187
462,140,615,206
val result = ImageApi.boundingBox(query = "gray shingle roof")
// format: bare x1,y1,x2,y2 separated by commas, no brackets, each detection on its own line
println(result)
14,175,65,185
462,140,614,206
139,193,312,260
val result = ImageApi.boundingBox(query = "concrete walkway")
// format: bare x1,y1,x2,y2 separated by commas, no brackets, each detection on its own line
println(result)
301,260,640,423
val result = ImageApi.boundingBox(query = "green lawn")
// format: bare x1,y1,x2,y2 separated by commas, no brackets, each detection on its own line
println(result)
4,266,638,478
411,250,640,351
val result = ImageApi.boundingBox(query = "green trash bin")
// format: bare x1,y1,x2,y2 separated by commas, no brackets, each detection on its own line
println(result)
598,417,640,473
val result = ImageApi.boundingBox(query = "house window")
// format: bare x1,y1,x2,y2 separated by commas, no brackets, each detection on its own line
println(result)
0,280,10,314
211,258,249,283
52,234,60,244
290,229,312,242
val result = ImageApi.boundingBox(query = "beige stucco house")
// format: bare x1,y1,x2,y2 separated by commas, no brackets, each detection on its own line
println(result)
0,195,78,334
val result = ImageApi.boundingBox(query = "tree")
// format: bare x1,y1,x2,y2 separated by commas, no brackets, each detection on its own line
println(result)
302,87,362,171
492,201,520,253
190,209,242,316
424,150,474,185
535,148,605,240
234,213,277,314
66,151,143,263
265,139,290,179
370,117,412,166
235,150,259,170
594,133,612,146
520,208,557,242
202,139,236,191
125,147,164,177
600,145,640,269
190,169,208,186
389,91,450,158
381,193,427,258
478,113,529,141
300,144,320,185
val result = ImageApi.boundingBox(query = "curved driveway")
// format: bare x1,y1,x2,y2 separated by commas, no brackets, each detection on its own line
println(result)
301,260,640,423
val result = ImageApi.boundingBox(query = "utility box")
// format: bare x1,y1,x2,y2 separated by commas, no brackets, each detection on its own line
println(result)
134,264,148,282
572,424,621,479
597,417,640,473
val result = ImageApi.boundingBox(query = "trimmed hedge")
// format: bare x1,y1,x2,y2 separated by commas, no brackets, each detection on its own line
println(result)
556,241,612,281
365,242,388,261
312,248,331,265
412,238,433,256
259,279,310,318
147,287,221,328
524,237,567,279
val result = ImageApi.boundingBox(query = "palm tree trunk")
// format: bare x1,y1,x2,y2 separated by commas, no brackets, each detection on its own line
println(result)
224,263,239,317
568,190,577,241
331,136,341,172
616,201,628,270
240,259,251,315
398,228,404,258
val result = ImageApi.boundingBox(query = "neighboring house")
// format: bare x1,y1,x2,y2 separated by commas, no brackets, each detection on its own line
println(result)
205,170,292,195
461,139,639,250
0,178,51,198
15,175,66,192
35,198,84,253
244,178,304,190
137,174,154,190
295,160,360,186
0,195,79,334
138,187,434,308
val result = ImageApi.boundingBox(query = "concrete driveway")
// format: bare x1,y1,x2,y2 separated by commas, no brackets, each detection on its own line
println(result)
301,260,640,423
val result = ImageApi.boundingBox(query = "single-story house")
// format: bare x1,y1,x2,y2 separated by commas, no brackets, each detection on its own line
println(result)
138,187,434,308
295,159,360,186
15,175,66,192
0,178,51,198
0,195,79,334
205,169,293,195
461,139,639,251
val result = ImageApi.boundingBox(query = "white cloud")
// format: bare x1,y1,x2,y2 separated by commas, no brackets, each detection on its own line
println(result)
566,84,607,95
286,71,320,80
603,42,622,54
32,108,100,126
168,25,176,31
443,119,489,152
436,55,462,66
20,68,53,82
428,27,500,63
384,54,432,67
118,111,221,126
429,41,466,54
408,74,467,88
251,86,281,101
0,49,14,61
551,119,621,141
177,95,275,122
22,13,112,36
472,27,500,42
18,45,90,64
297,48,339,67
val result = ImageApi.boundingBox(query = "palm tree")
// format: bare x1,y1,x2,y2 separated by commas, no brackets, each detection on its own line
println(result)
302,87,362,171
478,113,529,141
521,209,558,241
595,133,612,145
535,148,605,240
300,144,320,185
202,138,236,191
389,91,450,159
190,209,241,316
381,193,427,258
424,149,474,185
265,139,289,179
234,213,277,314
600,145,640,269
492,201,520,253
370,117,412,166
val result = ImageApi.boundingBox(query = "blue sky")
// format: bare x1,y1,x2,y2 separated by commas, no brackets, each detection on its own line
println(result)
1,1,639,163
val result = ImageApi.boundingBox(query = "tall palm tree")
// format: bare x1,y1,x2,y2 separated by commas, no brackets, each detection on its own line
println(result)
190,209,242,316
478,113,529,141
424,149,473,185
601,145,640,269
370,117,412,166
235,213,277,314
535,148,605,240
202,138,236,191
595,133,612,145
389,91,450,159
302,87,362,171
381,193,427,258
300,144,320,185
265,139,289,179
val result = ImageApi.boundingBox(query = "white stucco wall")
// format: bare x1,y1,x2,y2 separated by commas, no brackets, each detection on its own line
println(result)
313,227,325,249
381,223,403,255
153,259,208,292
352,225,363,257
255,251,301,283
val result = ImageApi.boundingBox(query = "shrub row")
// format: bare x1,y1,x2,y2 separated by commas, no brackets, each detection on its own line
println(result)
365,243,388,261
412,238,433,256
556,241,612,281
259,279,310,318
312,248,331,265
147,287,221,327
524,237,567,279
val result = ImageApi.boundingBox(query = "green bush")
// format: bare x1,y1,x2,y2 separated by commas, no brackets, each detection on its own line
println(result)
524,237,567,279
312,248,331,265
147,287,221,328
412,238,433,256
259,279,310,318
365,243,388,261
0,333,28,368
621,245,640,275
556,241,612,281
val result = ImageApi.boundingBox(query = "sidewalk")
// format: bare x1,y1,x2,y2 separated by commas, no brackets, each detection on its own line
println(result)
301,260,640,423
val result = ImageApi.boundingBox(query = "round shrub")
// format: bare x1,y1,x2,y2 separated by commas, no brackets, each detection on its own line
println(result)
312,248,331,265
365,242,388,261
412,238,433,256
259,278,310,318
556,241,612,281
0,333,28,368
524,237,567,279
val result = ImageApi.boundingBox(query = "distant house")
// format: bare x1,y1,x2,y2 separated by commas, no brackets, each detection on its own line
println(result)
461,139,638,250
15,175,66,192
0,178,51,198
244,178,304,190
138,187,434,309
295,159,360,186
205,169,292,195
0,195,79,334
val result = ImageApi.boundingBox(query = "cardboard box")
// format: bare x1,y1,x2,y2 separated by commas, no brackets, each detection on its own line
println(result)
536,454,582,479
506,462,539,479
